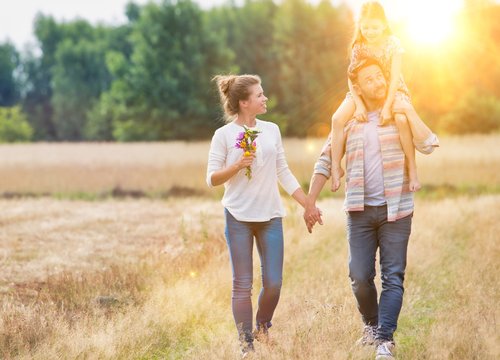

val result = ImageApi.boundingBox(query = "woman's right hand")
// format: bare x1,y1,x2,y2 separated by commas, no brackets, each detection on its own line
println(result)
353,103,368,122
236,151,256,170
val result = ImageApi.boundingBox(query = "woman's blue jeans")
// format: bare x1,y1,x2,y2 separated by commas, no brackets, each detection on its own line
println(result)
224,209,284,343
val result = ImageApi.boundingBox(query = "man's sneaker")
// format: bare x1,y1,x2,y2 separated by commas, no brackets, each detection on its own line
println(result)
240,341,255,358
375,340,395,360
357,325,378,346
253,321,273,344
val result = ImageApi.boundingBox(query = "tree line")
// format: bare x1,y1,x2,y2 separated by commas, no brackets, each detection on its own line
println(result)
0,0,499,142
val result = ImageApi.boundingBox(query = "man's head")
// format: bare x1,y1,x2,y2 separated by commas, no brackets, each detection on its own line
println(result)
348,57,387,107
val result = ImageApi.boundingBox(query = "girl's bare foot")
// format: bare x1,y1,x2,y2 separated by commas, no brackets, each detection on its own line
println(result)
409,179,421,192
408,168,421,192
331,166,345,192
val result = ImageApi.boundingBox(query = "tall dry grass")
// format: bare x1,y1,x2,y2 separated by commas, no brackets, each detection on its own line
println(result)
0,195,498,359
0,134,498,196
0,134,498,359
0,198,225,359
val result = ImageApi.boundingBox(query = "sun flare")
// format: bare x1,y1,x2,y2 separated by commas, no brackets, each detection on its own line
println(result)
395,0,463,46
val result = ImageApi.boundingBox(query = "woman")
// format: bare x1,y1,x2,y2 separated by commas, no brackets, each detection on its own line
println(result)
207,74,309,357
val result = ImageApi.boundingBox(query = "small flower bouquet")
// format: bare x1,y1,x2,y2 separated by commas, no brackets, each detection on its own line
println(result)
235,125,261,179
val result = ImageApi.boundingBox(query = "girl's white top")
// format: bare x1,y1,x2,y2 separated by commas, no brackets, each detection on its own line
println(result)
206,119,300,222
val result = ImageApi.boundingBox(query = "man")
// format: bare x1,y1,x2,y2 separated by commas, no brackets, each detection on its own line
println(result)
304,56,438,360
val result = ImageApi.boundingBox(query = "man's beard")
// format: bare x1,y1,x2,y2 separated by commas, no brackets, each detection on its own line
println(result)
374,85,387,99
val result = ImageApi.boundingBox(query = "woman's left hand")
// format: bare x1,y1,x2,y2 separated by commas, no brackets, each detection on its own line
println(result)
303,205,323,233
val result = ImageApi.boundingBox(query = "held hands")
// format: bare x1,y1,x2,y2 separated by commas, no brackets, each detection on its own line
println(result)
303,200,323,234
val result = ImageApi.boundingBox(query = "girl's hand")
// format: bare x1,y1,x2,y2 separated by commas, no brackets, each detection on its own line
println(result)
392,98,412,114
353,102,368,122
236,151,255,170
380,105,392,126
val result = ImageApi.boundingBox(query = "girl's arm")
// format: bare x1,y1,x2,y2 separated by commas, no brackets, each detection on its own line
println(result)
348,78,367,121
348,78,364,107
382,52,403,119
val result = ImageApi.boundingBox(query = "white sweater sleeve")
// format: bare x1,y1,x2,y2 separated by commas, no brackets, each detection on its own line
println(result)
206,129,227,187
274,125,301,195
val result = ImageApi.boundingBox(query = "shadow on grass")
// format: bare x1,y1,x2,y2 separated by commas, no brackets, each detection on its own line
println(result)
0,185,208,201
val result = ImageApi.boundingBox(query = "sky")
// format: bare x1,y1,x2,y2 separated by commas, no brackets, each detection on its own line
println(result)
1,0,147,49
0,0,473,50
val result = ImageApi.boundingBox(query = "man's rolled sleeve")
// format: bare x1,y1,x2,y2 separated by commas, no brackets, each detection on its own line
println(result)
414,133,439,155
313,135,332,178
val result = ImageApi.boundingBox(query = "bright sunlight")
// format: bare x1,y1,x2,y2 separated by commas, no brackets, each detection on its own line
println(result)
394,0,463,46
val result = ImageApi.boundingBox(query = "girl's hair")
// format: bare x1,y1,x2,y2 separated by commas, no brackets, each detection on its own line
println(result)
212,74,261,122
351,1,392,48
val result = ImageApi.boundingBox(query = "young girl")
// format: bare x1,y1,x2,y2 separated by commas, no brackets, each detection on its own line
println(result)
330,1,422,192
207,74,308,357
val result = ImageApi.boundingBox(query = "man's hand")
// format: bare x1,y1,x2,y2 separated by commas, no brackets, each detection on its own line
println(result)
303,199,323,233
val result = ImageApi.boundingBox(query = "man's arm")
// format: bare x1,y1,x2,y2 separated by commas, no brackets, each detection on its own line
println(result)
303,136,332,232
393,99,439,154
304,173,327,233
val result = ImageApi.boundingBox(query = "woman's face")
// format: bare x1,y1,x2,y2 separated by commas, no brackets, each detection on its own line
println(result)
360,18,386,44
244,84,268,115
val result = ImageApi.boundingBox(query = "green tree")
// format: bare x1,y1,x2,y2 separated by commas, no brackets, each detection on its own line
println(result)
440,91,500,134
207,0,278,85
97,0,232,141
85,22,136,141
24,15,131,141
51,36,111,140
273,0,353,136
206,0,281,125
17,0,499,141
22,15,61,140
0,42,20,106
0,106,33,142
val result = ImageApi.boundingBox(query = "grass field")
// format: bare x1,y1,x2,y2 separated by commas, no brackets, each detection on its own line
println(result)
0,134,499,359
0,134,498,197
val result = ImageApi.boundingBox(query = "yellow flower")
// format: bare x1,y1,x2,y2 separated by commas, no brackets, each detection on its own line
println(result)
244,151,251,157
